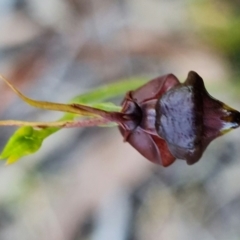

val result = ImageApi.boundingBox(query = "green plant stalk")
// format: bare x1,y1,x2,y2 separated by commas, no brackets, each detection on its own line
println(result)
0,77,147,163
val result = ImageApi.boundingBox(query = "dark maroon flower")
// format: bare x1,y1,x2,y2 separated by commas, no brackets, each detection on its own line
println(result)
3,71,239,166
119,71,240,167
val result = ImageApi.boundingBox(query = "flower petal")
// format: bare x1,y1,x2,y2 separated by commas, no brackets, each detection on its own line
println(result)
119,126,175,167
130,74,180,103
119,127,161,163
151,135,176,167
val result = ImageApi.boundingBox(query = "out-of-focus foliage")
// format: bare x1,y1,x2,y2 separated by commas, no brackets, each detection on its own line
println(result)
189,0,240,74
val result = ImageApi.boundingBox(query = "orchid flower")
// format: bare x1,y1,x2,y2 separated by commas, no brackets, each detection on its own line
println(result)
0,71,239,166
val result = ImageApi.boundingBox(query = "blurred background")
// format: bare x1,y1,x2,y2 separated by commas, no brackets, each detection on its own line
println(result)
0,0,240,239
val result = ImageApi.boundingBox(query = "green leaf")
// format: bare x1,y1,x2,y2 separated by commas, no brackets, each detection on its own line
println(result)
0,127,45,164
70,77,147,104
0,77,146,163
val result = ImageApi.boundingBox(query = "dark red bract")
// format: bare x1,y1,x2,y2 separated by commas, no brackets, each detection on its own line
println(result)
119,71,240,167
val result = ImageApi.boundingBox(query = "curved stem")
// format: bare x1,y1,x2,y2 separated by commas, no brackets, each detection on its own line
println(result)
0,75,94,116
0,118,114,128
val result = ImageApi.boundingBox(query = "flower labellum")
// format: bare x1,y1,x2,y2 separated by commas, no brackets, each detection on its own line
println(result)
119,71,240,167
